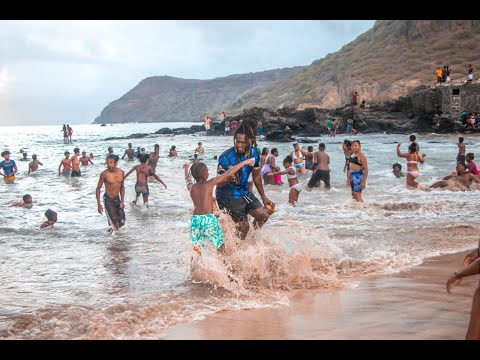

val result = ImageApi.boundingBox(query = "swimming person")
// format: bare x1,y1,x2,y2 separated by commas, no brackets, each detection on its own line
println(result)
11,194,33,208
96,154,126,232
0,150,17,184
396,143,426,188
124,153,167,207
268,155,302,206
28,154,43,174
40,209,57,229
168,146,178,157
188,158,255,253
58,151,71,176
392,163,405,178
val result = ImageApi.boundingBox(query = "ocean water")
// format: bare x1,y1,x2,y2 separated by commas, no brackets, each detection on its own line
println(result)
0,123,478,339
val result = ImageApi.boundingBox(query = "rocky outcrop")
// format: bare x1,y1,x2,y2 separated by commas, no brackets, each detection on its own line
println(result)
93,67,304,124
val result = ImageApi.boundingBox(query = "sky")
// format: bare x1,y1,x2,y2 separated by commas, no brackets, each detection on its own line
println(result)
0,20,375,126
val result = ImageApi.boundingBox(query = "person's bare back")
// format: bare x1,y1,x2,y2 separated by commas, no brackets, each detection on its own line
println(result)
135,164,153,185
314,151,330,171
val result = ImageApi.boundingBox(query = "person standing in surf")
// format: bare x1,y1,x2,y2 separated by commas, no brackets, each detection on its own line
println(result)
96,154,126,232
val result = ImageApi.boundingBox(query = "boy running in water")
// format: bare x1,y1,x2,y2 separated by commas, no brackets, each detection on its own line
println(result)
124,153,167,207
187,157,255,253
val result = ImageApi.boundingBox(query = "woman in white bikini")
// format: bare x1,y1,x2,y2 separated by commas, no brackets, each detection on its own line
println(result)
268,155,302,206
290,143,308,175
396,143,426,188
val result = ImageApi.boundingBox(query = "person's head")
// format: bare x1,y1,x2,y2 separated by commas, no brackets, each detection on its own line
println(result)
393,163,402,172
194,154,198,159
198,142,202,147
170,146,176,151
90,153,94,158
233,118,257,154
45,209,57,222
351,140,361,152
128,143,132,148
108,147,113,154
456,162,467,174
271,148,279,157
154,144,160,152
64,151,70,158
141,147,145,153
137,146,141,151
466,153,475,162
409,134,416,142
82,151,86,156
23,194,32,204
23,152,28,159
261,147,269,156
283,155,293,168
307,146,313,152
190,162,208,182
318,143,326,151
293,143,299,151
459,137,464,143
213,155,218,160
1,150,10,160
73,147,80,155
106,154,119,170
408,143,418,153
139,153,149,164
344,139,352,149
32,154,37,160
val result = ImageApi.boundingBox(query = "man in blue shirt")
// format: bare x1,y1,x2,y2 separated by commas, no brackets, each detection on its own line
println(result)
216,121,274,239
0,150,18,183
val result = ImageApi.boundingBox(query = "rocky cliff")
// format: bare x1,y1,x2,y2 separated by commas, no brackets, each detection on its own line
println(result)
231,20,480,111
93,67,303,124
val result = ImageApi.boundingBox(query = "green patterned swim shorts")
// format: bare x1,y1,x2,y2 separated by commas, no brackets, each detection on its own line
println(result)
190,214,224,249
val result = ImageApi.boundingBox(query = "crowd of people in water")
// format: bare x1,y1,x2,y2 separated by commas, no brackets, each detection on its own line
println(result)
1,118,480,339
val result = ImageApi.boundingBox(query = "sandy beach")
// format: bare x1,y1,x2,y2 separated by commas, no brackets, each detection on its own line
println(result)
163,250,478,340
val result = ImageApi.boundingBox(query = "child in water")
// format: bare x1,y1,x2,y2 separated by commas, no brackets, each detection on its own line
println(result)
40,209,57,229
466,153,480,178
268,155,302,206
11,194,33,208
187,157,255,254
392,163,404,178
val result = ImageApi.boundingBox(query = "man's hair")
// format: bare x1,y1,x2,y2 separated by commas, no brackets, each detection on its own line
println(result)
307,146,313,152
139,153,149,164
261,147,269,155
32,154,37,160
198,142,202,146
23,194,31,201
73,148,80,153
190,162,208,182
108,147,113,151
459,137,464,143
393,163,402,170
194,154,198,159
409,134,416,141
319,143,326,149
106,154,119,163
271,148,278,155
45,209,57,221
234,118,257,151
283,155,293,164
64,151,70,156
128,143,132,146
154,144,160,148
352,140,361,146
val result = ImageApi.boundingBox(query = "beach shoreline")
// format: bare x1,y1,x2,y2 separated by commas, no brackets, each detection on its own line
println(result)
163,250,478,340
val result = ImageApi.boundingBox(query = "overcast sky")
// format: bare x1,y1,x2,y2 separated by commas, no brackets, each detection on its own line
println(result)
0,20,375,126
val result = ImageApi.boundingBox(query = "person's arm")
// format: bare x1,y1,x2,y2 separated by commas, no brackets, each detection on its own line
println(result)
268,169,290,177
183,163,194,191
28,162,32,175
124,166,136,179
396,144,408,158
470,173,480,183
119,175,125,209
89,159,94,165
209,158,255,187
121,150,127,160
96,172,105,214
361,154,368,188
464,246,480,266
58,161,63,176
152,171,167,189
12,162,17,176
446,257,480,294
39,161,43,166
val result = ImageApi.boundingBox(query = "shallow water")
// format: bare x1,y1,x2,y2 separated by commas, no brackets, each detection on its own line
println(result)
0,124,478,339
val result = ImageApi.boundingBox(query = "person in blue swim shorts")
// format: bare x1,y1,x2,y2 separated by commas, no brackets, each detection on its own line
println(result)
347,140,368,203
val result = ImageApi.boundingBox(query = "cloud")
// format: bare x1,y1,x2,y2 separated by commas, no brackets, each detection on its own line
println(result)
0,20,375,125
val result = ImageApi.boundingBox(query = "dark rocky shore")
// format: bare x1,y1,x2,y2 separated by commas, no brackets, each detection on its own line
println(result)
105,82,480,142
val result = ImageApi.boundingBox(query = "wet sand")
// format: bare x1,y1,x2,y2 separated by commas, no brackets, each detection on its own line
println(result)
163,251,478,339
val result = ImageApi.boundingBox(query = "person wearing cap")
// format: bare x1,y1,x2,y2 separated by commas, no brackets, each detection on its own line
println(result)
28,154,43,175
0,151,17,183
70,148,81,177
147,144,160,171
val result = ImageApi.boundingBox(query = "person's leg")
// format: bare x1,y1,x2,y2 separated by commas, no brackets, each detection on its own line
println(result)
246,194,269,229
307,169,322,189
321,170,331,190
217,195,250,240
466,282,480,340
430,180,448,188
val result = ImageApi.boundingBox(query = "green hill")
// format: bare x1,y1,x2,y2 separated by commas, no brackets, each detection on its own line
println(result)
229,20,480,111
